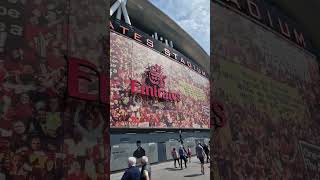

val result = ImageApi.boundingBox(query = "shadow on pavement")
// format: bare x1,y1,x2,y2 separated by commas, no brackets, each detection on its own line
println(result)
184,174,204,177
193,162,210,164
165,168,182,171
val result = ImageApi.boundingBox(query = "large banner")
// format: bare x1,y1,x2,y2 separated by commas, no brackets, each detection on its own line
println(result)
110,32,210,129
212,2,320,180
0,0,109,179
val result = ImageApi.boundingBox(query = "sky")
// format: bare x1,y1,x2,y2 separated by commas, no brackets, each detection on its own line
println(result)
149,0,210,55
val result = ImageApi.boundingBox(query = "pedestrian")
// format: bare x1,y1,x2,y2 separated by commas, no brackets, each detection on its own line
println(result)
196,143,206,175
133,140,146,165
178,145,187,169
171,148,180,168
203,143,210,163
121,157,141,180
187,146,192,163
140,156,151,180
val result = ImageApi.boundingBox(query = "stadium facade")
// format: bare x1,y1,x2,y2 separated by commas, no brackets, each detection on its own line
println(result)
0,0,109,179
109,0,210,171
211,0,320,179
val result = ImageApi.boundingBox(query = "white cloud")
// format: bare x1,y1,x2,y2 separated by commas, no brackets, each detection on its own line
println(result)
149,0,210,54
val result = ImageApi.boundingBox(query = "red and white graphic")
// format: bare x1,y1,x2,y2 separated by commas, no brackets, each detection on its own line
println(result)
145,64,166,88
131,64,180,102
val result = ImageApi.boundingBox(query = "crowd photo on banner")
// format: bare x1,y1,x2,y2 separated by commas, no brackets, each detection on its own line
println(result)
0,0,109,179
211,3,320,179
110,32,210,129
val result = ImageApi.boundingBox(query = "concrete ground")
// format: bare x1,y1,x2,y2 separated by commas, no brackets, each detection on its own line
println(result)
111,158,210,180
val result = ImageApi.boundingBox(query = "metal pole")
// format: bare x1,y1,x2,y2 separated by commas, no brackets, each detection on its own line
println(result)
179,130,183,145
165,39,169,46
116,2,123,20
121,0,131,25
110,0,121,16
155,32,158,40
170,41,173,48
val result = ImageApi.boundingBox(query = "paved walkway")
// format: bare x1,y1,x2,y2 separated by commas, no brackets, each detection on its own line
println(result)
111,158,210,180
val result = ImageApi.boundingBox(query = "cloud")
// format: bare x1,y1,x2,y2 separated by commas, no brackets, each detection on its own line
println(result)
149,0,210,54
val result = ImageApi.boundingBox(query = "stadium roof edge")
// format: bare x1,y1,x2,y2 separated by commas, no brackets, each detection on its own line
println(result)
111,0,210,74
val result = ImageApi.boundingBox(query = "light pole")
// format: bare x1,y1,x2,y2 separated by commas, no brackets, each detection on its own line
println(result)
179,130,183,145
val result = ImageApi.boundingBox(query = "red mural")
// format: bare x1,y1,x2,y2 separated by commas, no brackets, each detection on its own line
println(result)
211,3,320,179
110,32,210,129
0,0,109,179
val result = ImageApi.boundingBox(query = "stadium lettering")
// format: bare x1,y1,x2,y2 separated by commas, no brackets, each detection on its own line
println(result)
109,19,208,77
218,0,309,50
67,57,108,104
67,58,181,104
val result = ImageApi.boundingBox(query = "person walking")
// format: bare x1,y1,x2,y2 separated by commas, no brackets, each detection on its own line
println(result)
121,157,141,180
171,148,180,168
203,143,210,163
196,143,206,175
178,145,187,169
187,146,192,163
133,141,146,165
140,156,151,180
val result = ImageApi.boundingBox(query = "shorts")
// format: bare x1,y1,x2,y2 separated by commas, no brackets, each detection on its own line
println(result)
199,157,204,164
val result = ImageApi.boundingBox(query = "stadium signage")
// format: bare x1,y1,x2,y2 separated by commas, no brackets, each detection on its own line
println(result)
130,64,181,102
67,57,108,104
216,0,312,52
109,19,208,77
67,59,181,103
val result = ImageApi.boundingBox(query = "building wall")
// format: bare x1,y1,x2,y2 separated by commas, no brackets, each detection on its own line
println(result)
109,29,211,171
0,0,109,179
212,2,320,179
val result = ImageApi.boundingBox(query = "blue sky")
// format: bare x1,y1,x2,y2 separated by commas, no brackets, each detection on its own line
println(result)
149,0,210,55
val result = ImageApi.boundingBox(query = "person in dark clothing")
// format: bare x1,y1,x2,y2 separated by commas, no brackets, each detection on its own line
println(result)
203,143,210,163
178,145,187,169
196,143,206,175
140,156,151,180
121,157,141,180
133,141,146,165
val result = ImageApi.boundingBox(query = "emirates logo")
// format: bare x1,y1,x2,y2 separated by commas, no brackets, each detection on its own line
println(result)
145,64,166,88
130,64,180,102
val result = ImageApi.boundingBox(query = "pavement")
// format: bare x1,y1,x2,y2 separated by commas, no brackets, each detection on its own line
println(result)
110,158,210,180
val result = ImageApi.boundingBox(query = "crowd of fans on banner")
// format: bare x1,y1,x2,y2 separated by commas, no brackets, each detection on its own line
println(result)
212,33,320,179
0,0,108,179
110,33,210,129
213,94,320,179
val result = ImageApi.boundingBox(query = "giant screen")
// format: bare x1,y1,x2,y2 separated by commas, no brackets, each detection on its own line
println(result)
110,32,210,129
